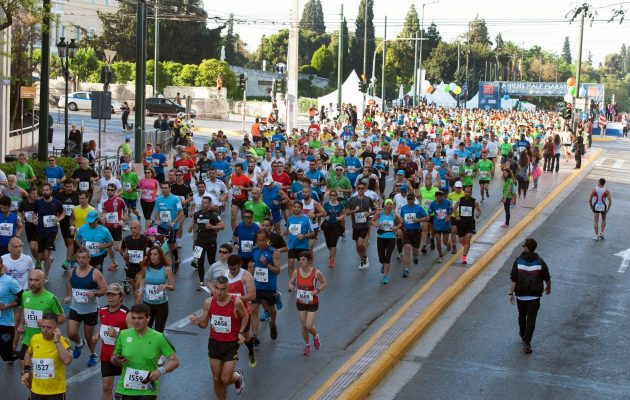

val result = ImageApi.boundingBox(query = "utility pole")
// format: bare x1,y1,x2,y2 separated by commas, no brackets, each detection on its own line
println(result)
416,1,439,105
134,0,147,163
456,41,460,108
286,0,299,133
38,0,51,161
337,4,343,111
154,0,159,97
413,32,418,106
573,11,585,132
362,0,368,78
380,16,386,111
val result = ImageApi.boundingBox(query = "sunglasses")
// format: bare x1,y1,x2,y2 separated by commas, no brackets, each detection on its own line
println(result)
218,250,230,254
175,174,183,176
48,159,55,162
107,189,115,192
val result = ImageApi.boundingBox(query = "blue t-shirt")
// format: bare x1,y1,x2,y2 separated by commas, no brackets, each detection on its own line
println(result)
44,166,65,191
0,212,18,246
0,274,22,326
233,223,259,258
287,215,312,250
400,204,427,231
251,246,278,291
35,198,64,233
151,152,167,176
437,167,449,191
429,199,452,232
323,201,344,225
377,212,396,239
345,156,362,182
305,170,325,197
75,224,114,257
155,194,183,229
455,149,471,159
211,160,231,182
262,186,281,212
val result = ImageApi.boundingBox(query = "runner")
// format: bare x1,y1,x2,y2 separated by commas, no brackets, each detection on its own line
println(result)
300,185,326,251
249,230,281,344
53,180,79,270
501,168,515,228
447,181,465,254
75,210,114,272
72,157,99,202
418,175,438,255
346,180,377,270
189,196,224,290
321,189,346,268
98,183,127,271
138,247,174,333
120,221,152,300
33,183,64,276
453,185,482,264
0,257,22,362
1,174,27,214
288,251,327,355
111,303,180,399
18,187,40,267
589,178,612,240
371,199,402,284
138,169,159,229
229,164,253,231
15,153,37,190
190,275,248,399
170,169,194,246
232,209,259,269
64,248,107,367
286,202,313,280
428,191,453,263
43,156,65,192
155,181,185,272
21,312,73,400
120,163,142,230
476,150,493,202
203,244,232,286
244,187,270,225
261,176,289,233
0,196,23,256
400,193,428,277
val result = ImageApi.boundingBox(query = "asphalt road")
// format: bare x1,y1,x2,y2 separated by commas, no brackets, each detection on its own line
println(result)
371,141,630,400
0,171,511,399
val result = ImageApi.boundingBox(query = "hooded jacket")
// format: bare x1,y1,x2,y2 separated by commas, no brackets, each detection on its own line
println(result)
510,251,550,298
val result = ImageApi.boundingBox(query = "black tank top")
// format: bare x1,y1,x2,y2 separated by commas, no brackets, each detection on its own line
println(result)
458,196,476,225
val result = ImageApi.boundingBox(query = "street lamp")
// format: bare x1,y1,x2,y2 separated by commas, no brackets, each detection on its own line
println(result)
57,37,77,151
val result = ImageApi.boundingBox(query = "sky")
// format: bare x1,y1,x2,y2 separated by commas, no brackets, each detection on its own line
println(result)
202,0,630,68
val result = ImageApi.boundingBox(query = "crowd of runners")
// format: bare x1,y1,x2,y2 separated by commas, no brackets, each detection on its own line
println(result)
0,103,611,399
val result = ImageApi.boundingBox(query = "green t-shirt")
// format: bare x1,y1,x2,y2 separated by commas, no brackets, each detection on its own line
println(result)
476,159,493,181
254,147,265,158
114,328,176,397
121,171,140,200
15,163,35,190
330,156,345,167
120,143,132,157
460,164,477,187
503,178,514,199
327,175,352,200
244,200,269,223
499,142,512,156
21,289,64,345
308,140,322,150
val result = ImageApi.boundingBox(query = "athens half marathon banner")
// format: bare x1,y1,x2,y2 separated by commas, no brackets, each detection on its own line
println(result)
477,81,605,110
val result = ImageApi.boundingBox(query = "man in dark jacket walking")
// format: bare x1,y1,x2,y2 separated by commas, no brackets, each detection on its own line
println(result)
509,237,551,354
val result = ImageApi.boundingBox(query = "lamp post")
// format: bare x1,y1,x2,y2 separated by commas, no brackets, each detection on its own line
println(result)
57,37,77,150
415,0,439,105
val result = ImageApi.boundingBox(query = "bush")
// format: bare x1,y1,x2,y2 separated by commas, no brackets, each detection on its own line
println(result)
299,64,318,74
0,157,78,187
297,97,317,113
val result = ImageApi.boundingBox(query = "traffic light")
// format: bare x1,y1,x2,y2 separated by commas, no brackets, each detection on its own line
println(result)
239,73,247,90
358,80,367,93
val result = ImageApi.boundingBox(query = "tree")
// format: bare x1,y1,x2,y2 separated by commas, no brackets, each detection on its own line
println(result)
222,14,251,67
328,17,352,82
390,4,420,87
195,59,239,98
111,61,135,83
162,61,183,85
561,36,572,64
311,45,334,76
146,60,171,93
299,30,331,66
495,33,504,50
254,30,289,69
68,47,100,90
300,0,325,34
0,0,37,33
466,16,492,47
350,0,375,77
423,22,441,61
424,41,458,84
174,64,199,86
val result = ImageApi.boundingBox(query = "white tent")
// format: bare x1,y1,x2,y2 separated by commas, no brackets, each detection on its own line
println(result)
411,82,458,108
317,70,381,118
465,92,479,109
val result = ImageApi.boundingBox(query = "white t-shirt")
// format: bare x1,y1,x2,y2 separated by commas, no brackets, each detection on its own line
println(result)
203,179,228,204
2,253,35,290
192,192,220,210
98,177,122,203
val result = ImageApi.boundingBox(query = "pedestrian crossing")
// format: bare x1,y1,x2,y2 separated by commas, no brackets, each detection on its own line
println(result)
589,150,630,184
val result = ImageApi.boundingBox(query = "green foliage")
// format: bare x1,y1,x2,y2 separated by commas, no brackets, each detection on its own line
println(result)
300,65,318,74
195,59,240,99
173,64,199,86
328,19,352,80
146,60,171,92
0,157,78,187
298,79,325,98
69,47,100,85
299,31,331,66
424,41,459,84
87,61,106,83
311,45,335,77
300,0,326,34
561,36,572,64
297,98,317,113
467,16,492,47
351,0,375,77
255,30,289,69
222,14,251,67
111,61,135,83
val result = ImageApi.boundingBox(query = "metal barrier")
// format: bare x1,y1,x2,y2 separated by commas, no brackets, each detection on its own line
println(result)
89,155,121,177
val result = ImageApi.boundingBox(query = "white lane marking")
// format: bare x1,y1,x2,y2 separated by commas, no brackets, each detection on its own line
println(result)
67,367,101,385
616,248,630,273
594,158,605,167
612,159,625,169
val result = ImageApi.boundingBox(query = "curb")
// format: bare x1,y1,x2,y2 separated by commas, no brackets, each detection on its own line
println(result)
311,148,604,400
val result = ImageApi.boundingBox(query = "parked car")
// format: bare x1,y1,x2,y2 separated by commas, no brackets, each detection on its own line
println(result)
143,97,196,118
57,91,121,114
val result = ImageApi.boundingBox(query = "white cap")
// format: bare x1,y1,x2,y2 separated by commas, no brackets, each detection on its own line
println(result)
454,181,463,188
264,176,275,185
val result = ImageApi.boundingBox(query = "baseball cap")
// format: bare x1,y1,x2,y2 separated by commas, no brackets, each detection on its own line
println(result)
400,184,408,192
398,154,406,159
435,190,444,195
396,170,405,175
376,154,382,159
106,283,123,295
121,163,129,170
264,176,275,186
85,210,99,224
454,181,463,188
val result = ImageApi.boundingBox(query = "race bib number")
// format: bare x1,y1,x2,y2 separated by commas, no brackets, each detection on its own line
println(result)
79,181,89,191
24,211,34,223
105,212,119,224
99,325,120,346
153,158,160,166
466,170,473,176
145,284,164,301
32,358,55,379
123,182,131,191
289,224,301,236
141,190,153,201
62,204,74,216
0,223,13,237
72,288,89,304
159,211,171,223
210,315,231,334
128,250,144,264
436,209,447,220
460,206,473,217
381,220,394,231
355,212,367,223
47,177,58,186
423,200,432,209
254,267,269,283
16,171,26,181
193,246,204,259
479,171,489,180
233,187,241,196
10,200,18,212
43,215,56,228
85,241,101,256
297,289,313,304
440,180,446,188
404,213,416,224
240,240,253,253
123,368,150,391
594,203,606,212
24,308,43,328
347,166,356,173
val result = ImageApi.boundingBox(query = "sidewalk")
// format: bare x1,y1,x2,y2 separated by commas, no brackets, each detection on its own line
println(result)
311,150,602,400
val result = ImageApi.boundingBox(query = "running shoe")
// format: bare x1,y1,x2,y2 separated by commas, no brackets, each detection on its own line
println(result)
329,256,335,269
248,355,257,368
313,336,321,351
522,342,532,354
173,260,180,274
480,198,484,203
259,310,270,321
461,255,467,264
421,246,427,255
196,282,205,292
87,353,98,367
413,257,418,265
592,235,600,241
396,252,402,261
451,246,457,254
234,368,244,395
446,243,452,252
275,292,283,311
381,275,389,285
252,336,260,346
303,344,311,355
436,257,443,264
402,268,409,278
270,322,278,340
72,339,84,359
62,259,71,272
500,224,509,229
486,190,490,197
599,233,605,240
363,257,370,268
191,259,198,269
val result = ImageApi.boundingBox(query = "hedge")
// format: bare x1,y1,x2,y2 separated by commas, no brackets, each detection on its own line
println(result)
0,157,78,187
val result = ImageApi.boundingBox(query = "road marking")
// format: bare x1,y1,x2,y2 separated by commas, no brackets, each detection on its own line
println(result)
67,366,101,385
615,248,630,273
611,159,625,169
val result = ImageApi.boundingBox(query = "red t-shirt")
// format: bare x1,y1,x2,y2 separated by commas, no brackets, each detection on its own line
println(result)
209,295,241,342
101,197,126,228
272,172,292,194
98,305,128,361
230,173,251,201
174,158,195,182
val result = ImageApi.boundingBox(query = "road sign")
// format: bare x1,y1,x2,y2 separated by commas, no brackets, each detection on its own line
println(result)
20,86,36,99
